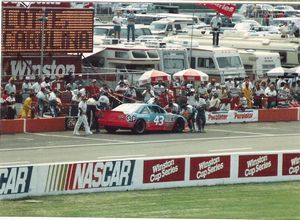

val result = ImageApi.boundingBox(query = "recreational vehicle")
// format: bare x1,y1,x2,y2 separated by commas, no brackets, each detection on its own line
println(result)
149,18,194,36
238,50,282,79
181,43,246,81
164,32,300,67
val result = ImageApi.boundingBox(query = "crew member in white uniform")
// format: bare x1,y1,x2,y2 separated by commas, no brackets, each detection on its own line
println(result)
73,96,93,136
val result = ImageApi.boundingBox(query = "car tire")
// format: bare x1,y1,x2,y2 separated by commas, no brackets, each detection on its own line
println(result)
133,119,146,134
104,126,118,133
173,118,185,133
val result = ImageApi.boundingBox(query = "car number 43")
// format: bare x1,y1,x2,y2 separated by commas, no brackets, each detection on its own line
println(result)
154,115,164,126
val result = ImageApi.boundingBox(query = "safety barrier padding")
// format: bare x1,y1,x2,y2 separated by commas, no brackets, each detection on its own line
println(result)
25,117,65,132
0,119,24,134
258,108,299,122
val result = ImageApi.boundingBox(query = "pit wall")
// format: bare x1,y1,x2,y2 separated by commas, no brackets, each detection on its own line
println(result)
1,108,300,134
1,151,300,200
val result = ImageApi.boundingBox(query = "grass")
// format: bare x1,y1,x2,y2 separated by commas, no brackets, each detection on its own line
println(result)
0,181,300,219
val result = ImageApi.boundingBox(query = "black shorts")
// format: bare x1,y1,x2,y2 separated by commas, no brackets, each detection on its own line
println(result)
114,26,121,32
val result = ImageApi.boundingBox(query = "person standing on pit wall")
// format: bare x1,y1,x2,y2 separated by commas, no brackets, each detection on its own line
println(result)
73,96,93,136
210,12,222,47
126,9,136,42
112,10,123,40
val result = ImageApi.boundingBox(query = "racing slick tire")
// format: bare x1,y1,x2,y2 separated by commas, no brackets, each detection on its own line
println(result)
104,126,119,133
133,119,146,134
172,118,185,133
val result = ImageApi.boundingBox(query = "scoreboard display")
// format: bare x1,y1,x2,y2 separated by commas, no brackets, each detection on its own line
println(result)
2,7,94,53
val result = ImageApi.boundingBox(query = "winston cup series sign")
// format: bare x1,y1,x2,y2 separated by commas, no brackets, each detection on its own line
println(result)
190,156,230,180
143,158,185,183
282,153,300,176
239,154,278,177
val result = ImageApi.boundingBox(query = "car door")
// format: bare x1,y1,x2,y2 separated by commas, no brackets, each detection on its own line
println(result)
148,105,167,131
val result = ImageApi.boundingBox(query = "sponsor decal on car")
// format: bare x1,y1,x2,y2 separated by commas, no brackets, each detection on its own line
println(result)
143,158,185,183
282,153,300,176
0,167,33,195
238,154,278,177
190,156,230,180
44,160,135,192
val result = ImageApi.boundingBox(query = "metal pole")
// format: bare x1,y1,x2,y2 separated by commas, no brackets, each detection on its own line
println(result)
189,10,195,68
40,7,46,76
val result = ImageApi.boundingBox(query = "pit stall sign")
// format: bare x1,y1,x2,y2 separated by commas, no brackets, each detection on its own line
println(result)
2,7,94,53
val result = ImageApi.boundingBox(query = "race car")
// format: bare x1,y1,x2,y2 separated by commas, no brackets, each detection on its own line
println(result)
98,103,186,134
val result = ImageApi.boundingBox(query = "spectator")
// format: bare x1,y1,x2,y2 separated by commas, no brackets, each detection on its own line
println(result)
210,12,222,47
31,77,42,94
41,77,52,92
229,81,241,110
5,77,16,95
198,82,208,97
289,22,299,37
19,93,35,119
73,96,93,136
126,9,136,42
36,87,48,117
90,79,100,96
75,74,86,87
5,92,16,119
153,80,166,96
22,76,32,102
208,93,221,111
67,77,78,91
279,22,289,38
115,81,128,95
112,10,122,40
253,83,265,108
265,84,277,108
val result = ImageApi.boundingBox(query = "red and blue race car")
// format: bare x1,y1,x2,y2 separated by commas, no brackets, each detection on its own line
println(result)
98,103,186,134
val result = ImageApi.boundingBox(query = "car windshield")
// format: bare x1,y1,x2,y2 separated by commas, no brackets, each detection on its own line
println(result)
216,56,243,68
150,23,166,31
94,28,109,36
113,104,143,114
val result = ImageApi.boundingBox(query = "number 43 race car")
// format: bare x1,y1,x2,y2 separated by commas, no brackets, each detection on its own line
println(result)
98,103,187,134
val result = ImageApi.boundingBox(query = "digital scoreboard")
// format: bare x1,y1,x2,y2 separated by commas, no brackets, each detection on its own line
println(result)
2,7,94,53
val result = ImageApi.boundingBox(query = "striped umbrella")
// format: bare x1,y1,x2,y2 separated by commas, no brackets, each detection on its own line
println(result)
138,69,171,85
173,68,209,81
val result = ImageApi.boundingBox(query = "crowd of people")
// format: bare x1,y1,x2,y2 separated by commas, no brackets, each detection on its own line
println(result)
1,74,300,132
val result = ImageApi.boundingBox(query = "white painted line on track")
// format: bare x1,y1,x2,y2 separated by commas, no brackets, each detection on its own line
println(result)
208,147,252,152
97,154,146,159
0,161,30,166
1,133,300,153
207,128,265,135
31,133,132,143
16,137,34,141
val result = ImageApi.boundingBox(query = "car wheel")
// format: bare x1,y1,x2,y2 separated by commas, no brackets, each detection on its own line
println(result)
133,119,146,134
173,118,185,133
104,126,118,133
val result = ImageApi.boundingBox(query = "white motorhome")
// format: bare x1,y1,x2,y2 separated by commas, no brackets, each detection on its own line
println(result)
238,50,282,79
149,18,194,36
181,43,246,81
164,32,300,67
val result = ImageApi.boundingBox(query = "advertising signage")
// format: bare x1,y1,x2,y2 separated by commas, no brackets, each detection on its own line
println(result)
2,7,94,53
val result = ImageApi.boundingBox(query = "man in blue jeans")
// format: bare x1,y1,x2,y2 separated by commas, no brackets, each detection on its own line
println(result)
126,9,136,42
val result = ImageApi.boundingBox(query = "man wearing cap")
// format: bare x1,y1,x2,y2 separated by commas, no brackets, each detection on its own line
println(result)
126,9,136,42
73,96,93,136
5,77,16,95
22,76,32,102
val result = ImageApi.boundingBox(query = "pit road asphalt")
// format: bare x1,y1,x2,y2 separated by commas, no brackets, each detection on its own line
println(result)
0,121,299,166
